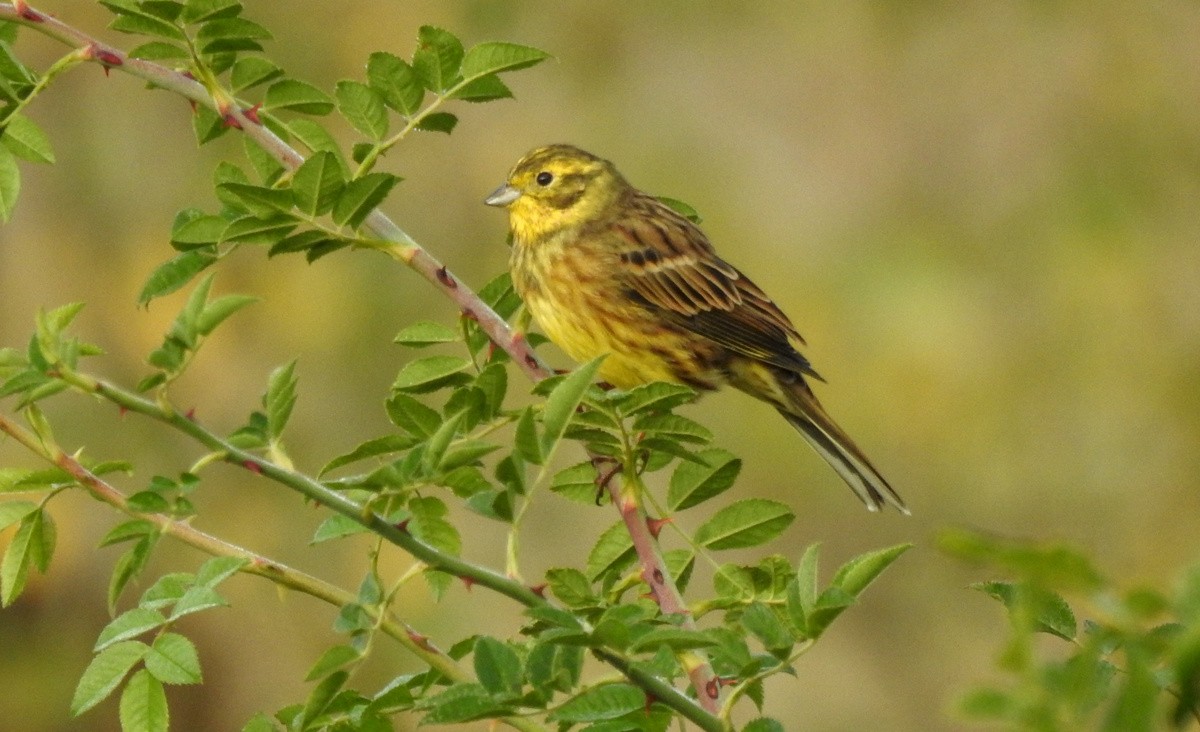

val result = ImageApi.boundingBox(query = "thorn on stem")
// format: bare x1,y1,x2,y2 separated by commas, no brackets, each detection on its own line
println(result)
460,575,476,591
435,266,457,289
83,43,123,71
529,583,547,598
646,516,672,539
241,460,262,475
15,1,44,22
242,103,262,126
395,518,411,533
406,629,435,652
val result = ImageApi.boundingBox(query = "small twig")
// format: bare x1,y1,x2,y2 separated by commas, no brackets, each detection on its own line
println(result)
0,412,549,732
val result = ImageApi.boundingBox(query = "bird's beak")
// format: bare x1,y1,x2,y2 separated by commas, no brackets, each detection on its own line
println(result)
484,183,521,207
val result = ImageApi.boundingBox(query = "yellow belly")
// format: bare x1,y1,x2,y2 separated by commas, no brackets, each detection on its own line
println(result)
512,236,724,390
525,290,679,389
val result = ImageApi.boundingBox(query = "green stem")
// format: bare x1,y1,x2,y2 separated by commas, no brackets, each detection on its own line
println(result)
0,412,547,732
59,366,546,607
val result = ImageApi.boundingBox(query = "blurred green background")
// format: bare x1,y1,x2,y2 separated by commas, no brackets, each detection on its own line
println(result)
3,1,1200,729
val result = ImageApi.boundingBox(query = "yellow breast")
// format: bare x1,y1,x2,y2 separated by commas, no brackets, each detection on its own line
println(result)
512,241,683,389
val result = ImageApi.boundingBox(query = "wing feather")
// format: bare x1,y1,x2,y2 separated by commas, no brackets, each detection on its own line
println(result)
611,192,817,377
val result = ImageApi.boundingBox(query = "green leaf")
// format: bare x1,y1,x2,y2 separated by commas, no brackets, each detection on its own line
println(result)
96,518,152,547
409,496,461,556
220,214,299,246
394,321,459,348
108,537,157,612
972,581,1078,641
450,74,512,103
305,645,360,682
658,196,703,223
419,683,510,724
628,627,718,653
230,56,284,92
831,543,911,598
311,514,370,544
422,411,464,474
291,151,344,216
137,249,217,306
586,521,636,581
386,393,443,438
181,0,243,24
412,26,463,92
169,585,227,620
548,683,644,722
296,670,348,728
473,637,522,698
792,543,820,623
170,212,229,249
127,40,189,60
741,602,793,653
96,607,167,650
331,171,399,229
194,293,256,335
1,509,52,606
549,462,599,504
1,114,54,163
541,356,604,457
668,448,741,511
615,381,697,416
144,632,201,684
460,42,550,80
71,640,149,716
367,51,424,115
713,564,756,602
105,7,186,41
264,360,297,439
415,112,457,134
513,406,542,465
545,568,595,607
0,144,19,223
263,79,335,115
694,499,794,551
194,556,245,587
286,121,345,169
216,182,294,218
0,500,37,530
632,412,712,443
191,105,228,145
319,434,417,476
118,669,168,732
392,355,471,393
194,17,270,54
336,80,388,140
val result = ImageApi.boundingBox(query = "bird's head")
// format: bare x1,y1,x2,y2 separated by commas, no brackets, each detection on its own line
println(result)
485,144,628,241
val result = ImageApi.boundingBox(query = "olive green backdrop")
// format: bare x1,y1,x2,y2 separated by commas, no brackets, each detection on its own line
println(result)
2,1,1199,730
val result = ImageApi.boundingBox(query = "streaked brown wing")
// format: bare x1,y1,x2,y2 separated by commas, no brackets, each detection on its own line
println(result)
611,193,818,377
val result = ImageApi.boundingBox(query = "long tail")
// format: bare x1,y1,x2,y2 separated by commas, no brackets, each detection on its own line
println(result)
777,385,908,514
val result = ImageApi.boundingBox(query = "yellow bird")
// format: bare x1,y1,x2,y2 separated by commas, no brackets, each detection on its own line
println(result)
485,144,906,513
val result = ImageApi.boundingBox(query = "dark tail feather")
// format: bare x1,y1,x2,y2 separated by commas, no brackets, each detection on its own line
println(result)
778,407,909,514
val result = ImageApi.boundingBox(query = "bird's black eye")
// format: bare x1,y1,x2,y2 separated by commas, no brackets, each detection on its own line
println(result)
535,171,554,186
